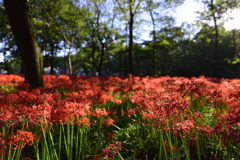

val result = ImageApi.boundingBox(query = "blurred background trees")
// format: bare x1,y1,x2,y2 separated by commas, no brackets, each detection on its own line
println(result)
1,0,240,79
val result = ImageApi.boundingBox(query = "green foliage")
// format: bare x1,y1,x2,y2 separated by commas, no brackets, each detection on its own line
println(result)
0,84,17,93
1,0,240,77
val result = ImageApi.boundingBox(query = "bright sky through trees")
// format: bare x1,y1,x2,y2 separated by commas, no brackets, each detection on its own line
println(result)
175,0,240,30
1,0,240,62
140,0,240,41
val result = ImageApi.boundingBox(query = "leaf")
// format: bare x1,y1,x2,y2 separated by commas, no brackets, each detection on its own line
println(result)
158,39,171,49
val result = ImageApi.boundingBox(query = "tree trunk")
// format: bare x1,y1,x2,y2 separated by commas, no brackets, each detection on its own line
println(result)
149,8,156,75
232,29,236,60
129,6,134,75
3,0,43,87
210,0,218,58
50,42,55,74
67,50,72,75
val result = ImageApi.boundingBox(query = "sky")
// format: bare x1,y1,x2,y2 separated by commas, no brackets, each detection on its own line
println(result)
140,0,240,40
175,0,240,30
175,0,203,26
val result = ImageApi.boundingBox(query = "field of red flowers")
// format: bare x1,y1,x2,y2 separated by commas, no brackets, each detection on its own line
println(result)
0,74,239,160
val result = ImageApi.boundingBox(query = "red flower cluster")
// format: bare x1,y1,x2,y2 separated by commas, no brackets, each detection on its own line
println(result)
9,130,35,149
93,108,108,118
0,74,239,153
103,118,115,127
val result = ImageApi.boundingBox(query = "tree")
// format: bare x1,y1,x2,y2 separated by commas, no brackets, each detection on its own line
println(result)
33,0,87,75
0,2,18,74
3,0,43,87
83,0,117,76
145,0,185,75
31,0,64,74
199,0,239,57
115,0,144,75
146,0,157,75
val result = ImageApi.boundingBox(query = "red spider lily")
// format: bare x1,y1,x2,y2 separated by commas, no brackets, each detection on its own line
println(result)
4,93,19,104
8,130,35,149
103,118,115,127
225,105,240,124
1,74,240,158
195,125,214,135
10,101,52,127
172,120,195,135
18,91,39,105
114,99,123,105
76,117,91,127
178,81,203,97
92,108,108,118
38,93,55,104
28,101,52,125
65,91,86,101
15,82,30,90
96,92,114,104
0,110,12,122
126,108,137,117
142,112,155,119
0,75,24,86
51,101,91,124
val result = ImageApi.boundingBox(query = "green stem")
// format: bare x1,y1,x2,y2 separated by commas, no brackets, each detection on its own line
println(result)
48,129,59,160
180,134,190,160
33,142,40,160
58,125,62,160
117,151,124,160
196,137,201,160
61,124,69,159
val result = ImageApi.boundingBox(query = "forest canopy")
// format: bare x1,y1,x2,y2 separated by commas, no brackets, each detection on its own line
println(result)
1,0,240,78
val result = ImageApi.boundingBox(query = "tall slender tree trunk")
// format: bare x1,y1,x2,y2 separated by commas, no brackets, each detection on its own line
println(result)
213,15,219,57
210,0,219,76
129,6,134,75
232,29,236,60
3,0,43,87
210,0,218,58
50,42,55,74
149,8,156,75
98,45,105,76
67,49,73,75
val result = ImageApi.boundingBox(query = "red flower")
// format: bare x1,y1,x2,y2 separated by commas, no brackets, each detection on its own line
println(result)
15,82,30,90
142,112,155,119
18,91,39,105
172,120,194,135
52,101,91,124
114,99,123,105
103,118,115,127
0,110,12,122
9,130,35,149
76,117,91,127
127,108,136,117
93,108,108,118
